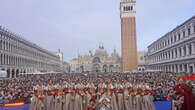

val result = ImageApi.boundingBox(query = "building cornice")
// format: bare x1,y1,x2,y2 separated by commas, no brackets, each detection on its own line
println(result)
148,15,195,48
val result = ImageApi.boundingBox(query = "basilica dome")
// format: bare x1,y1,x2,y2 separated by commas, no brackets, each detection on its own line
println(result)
94,45,108,57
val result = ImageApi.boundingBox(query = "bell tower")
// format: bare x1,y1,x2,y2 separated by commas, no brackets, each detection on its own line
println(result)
120,0,138,72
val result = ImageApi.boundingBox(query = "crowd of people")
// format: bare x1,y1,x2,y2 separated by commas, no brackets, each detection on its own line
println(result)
0,72,194,110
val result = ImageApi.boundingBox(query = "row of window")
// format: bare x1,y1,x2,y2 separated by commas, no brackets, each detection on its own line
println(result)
148,43,194,63
149,24,195,53
0,33,59,62
0,54,60,68
149,63,194,73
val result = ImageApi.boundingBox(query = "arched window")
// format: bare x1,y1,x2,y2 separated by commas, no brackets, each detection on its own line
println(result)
103,65,108,72
178,33,181,40
174,35,177,42
183,30,185,37
93,57,101,63
188,28,191,36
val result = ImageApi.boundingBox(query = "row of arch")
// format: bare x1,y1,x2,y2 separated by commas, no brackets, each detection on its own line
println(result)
148,63,195,73
79,64,121,73
0,31,61,71
0,53,60,71
138,67,145,71
1,68,34,78
101,64,120,72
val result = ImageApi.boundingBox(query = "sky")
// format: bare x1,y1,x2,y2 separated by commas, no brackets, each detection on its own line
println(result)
0,0,194,62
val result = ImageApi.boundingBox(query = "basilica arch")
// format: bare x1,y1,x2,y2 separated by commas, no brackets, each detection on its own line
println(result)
80,66,84,72
103,65,108,72
7,69,10,78
93,57,101,63
109,65,114,72
115,65,120,72
11,69,15,78
16,69,19,77
92,64,101,72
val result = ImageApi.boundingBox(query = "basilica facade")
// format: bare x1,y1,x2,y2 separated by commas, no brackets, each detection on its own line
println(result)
70,45,147,73
70,45,121,73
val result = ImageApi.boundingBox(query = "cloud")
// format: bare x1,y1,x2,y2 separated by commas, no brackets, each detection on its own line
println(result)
0,0,194,61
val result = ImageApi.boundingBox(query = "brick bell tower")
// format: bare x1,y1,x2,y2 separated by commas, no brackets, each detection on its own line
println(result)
120,0,138,72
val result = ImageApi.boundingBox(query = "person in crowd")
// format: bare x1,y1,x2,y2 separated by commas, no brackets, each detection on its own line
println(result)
171,76,195,110
0,72,194,110
99,96,111,110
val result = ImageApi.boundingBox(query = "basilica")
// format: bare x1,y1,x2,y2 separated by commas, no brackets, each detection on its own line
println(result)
69,45,146,73
70,45,121,73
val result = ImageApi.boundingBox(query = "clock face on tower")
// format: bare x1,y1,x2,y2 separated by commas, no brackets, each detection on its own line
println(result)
123,6,133,11
120,1,136,18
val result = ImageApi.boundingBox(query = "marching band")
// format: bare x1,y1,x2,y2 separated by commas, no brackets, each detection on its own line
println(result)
30,77,156,110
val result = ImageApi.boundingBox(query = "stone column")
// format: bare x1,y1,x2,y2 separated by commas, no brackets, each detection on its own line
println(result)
170,65,173,72
4,55,6,65
186,44,190,56
166,65,169,72
173,49,176,58
168,65,170,72
155,56,157,62
159,55,161,62
164,53,166,60
160,53,163,61
192,63,195,73
182,64,185,72
181,46,184,57
187,64,190,73
167,66,169,72
170,51,172,59
167,52,169,60
9,69,12,78
177,48,180,57
7,56,9,65
162,66,164,72
174,64,177,73
178,64,181,73
191,42,195,55
172,65,175,73
176,64,178,73
14,71,17,78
